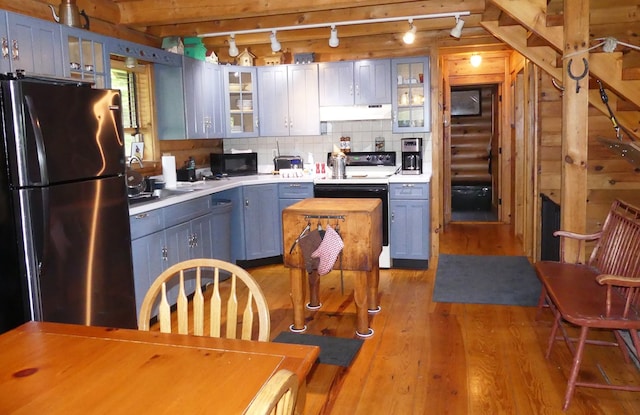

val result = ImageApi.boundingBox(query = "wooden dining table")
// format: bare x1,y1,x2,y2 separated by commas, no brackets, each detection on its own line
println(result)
0,321,319,414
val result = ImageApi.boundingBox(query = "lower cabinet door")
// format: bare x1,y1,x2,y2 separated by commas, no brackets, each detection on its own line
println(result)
131,231,166,318
390,199,430,259
243,184,280,260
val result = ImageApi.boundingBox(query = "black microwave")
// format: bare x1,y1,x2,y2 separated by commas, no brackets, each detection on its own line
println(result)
210,152,258,176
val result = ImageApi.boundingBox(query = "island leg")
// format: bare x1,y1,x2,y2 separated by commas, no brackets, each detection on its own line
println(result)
289,267,307,332
353,270,373,337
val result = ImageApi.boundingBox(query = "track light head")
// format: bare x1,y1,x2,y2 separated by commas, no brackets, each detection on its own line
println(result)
270,30,281,53
329,25,339,48
450,16,465,38
403,19,416,44
228,34,239,57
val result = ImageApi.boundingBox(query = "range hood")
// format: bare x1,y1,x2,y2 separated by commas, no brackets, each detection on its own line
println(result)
319,104,392,121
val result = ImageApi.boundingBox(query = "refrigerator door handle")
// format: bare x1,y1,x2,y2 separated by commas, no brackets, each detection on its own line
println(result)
24,95,48,185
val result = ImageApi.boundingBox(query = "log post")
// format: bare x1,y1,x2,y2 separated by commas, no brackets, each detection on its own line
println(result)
561,0,590,262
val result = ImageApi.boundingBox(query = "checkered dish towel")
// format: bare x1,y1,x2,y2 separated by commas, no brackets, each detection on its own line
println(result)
311,225,344,276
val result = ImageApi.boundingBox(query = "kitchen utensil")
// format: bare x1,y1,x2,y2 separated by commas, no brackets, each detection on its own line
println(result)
126,168,146,196
49,0,90,29
330,153,346,179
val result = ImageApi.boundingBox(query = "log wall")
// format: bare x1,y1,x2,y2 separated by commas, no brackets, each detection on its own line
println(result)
450,86,494,184
537,71,640,244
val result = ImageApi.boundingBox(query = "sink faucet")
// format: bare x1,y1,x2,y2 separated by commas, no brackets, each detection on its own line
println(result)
129,156,143,168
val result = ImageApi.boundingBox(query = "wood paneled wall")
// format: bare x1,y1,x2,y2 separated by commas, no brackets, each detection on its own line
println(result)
537,71,640,241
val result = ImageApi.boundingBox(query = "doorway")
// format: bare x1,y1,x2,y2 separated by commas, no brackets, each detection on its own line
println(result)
449,84,499,222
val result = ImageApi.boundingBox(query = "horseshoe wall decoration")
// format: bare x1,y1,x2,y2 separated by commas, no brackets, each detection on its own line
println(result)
567,57,589,93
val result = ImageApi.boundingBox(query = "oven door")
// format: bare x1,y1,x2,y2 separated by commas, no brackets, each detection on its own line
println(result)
313,183,389,246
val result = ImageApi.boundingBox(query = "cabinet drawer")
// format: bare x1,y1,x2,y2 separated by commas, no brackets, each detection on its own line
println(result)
390,183,430,199
278,182,314,199
129,209,164,239
164,196,211,228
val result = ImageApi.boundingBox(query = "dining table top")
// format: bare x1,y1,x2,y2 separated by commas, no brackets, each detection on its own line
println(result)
0,321,319,414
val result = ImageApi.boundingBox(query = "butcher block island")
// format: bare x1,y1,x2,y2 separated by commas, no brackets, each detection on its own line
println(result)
282,198,382,337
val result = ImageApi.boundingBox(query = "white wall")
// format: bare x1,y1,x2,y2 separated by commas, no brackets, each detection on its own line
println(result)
223,120,432,174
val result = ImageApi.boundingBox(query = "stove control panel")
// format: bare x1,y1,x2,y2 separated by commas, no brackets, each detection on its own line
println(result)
326,151,396,166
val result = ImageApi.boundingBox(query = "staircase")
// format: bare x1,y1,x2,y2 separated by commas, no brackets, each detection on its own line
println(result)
481,0,640,146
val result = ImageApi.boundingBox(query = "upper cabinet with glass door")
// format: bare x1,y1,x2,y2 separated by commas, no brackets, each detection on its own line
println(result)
223,65,258,138
391,57,430,133
61,27,109,88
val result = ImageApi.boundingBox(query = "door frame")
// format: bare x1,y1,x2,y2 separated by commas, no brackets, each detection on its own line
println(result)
444,79,508,224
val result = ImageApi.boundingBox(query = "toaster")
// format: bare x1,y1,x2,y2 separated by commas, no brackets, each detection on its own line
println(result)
274,156,303,171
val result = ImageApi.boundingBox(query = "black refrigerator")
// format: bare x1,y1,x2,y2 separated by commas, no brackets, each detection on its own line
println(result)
0,75,137,334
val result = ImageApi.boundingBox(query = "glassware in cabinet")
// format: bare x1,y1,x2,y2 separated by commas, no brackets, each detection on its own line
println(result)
392,57,430,133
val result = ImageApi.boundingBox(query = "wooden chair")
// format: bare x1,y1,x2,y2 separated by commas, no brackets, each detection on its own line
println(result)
245,369,298,415
535,199,640,409
138,258,271,341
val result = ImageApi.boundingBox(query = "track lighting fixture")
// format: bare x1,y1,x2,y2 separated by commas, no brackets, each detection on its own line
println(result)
470,53,482,67
199,11,473,52
402,19,416,45
228,34,239,57
329,25,339,48
270,30,281,53
450,15,465,38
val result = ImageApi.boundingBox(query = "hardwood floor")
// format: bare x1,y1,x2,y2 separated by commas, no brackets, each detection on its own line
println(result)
246,222,640,414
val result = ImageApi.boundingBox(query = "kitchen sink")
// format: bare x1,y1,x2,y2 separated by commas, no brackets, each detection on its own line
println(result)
128,186,200,206
154,187,195,197
128,193,159,205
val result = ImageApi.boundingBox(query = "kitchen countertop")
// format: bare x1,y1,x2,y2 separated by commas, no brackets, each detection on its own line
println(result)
128,172,431,216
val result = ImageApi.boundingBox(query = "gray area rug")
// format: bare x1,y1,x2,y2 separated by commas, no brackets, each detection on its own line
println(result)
273,332,363,367
433,254,542,306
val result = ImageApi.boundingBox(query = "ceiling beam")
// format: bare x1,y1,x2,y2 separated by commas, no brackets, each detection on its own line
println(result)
116,0,486,26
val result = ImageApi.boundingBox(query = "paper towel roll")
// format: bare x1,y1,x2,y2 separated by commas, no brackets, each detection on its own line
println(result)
162,156,177,189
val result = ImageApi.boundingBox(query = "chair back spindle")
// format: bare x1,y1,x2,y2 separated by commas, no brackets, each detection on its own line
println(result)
138,258,270,342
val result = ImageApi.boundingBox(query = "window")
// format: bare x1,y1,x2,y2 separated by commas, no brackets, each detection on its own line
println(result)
110,58,156,160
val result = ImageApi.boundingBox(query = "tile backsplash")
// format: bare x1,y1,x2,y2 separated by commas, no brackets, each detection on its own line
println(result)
223,120,432,173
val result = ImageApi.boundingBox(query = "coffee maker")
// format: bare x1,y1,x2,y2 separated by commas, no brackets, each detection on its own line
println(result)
401,137,422,175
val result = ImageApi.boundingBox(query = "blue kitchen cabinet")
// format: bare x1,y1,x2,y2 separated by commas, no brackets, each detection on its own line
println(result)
129,208,166,315
243,184,280,260
278,182,314,254
223,65,258,138
318,59,390,106
183,57,224,138
258,64,320,136
2,12,64,77
61,26,109,87
391,57,430,133
203,62,225,138
129,196,231,316
155,63,186,139
219,184,280,261
390,182,430,268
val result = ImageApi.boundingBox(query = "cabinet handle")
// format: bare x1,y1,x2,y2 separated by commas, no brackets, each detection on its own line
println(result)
161,247,168,261
349,84,353,96
355,84,360,97
1,38,8,59
192,233,198,247
245,199,249,207
391,211,395,222
11,39,18,61
134,213,149,219
283,116,288,128
402,184,415,188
